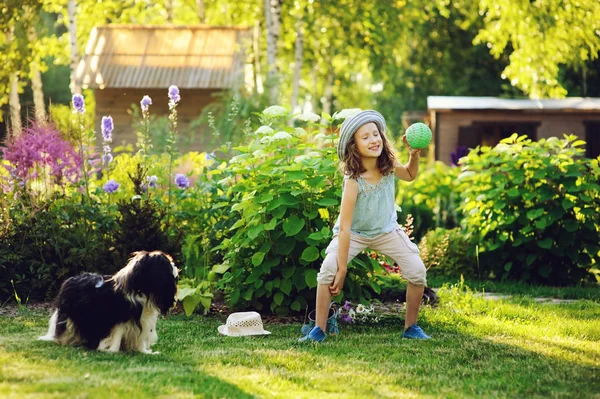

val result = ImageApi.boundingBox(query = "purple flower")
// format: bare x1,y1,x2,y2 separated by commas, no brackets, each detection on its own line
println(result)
147,175,158,188
1,124,82,185
72,94,85,114
141,95,152,112
102,153,113,166
343,300,352,311
103,179,120,194
101,116,114,141
168,85,180,104
174,173,189,189
451,145,469,167
340,314,353,323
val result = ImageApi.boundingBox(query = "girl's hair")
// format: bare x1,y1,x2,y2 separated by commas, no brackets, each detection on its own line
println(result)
341,128,397,178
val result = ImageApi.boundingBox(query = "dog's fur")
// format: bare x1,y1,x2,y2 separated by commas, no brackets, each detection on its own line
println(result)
39,251,178,354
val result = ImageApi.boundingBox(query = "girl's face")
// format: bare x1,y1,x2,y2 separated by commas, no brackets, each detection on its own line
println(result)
353,122,383,158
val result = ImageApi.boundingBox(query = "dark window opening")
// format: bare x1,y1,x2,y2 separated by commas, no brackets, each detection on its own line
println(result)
458,121,540,150
584,121,600,159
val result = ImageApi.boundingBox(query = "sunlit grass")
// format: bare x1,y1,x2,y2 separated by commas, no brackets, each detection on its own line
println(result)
1,288,598,398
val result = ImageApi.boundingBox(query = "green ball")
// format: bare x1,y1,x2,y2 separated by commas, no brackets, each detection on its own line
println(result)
405,122,432,149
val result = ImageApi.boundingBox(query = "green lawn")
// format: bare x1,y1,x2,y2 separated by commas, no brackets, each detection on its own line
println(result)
1,286,599,398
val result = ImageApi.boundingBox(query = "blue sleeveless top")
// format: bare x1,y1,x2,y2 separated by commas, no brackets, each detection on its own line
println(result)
332,173,398,238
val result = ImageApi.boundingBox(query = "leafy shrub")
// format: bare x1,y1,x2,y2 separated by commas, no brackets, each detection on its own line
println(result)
211,110,382,315
419,227,479,278
458,134,600,284
396,161,462,241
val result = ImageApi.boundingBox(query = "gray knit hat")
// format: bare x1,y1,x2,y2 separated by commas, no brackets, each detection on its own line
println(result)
337,110,387,161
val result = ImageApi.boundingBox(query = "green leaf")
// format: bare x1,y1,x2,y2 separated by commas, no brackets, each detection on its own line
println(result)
252,252,265,266
257,193,274,203
272,206,287,219
274,292,284,306
246,270,262,284
230,290,240,305
284,171,306,181
562,198,575,211
539,264,552,278
526,209,544,220
504,262,513,272
307,231,323,240
280,193,300,206
248,224,264,240
563,219,579,232
264,218,278,231
212,262,231,274
275,238,296,255
182,295,202,316
526,254,537,266
315,198,338,206
282,266,296,279
300,246,320,262
177,287,197,301
507,188,520,197
283,215,306,236
242,289,253,301
537,238,553,249
280,279,292,295
305,269,318,289
290,300,302,312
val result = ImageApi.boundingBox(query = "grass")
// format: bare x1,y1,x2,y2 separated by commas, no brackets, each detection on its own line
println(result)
1,286,599,398
380,273,600,301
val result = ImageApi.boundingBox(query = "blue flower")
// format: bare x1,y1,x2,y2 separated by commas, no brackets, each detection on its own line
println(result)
72,94,85,114
168,85,180,104
102,153,113,166
141,95,152,112
103,179,120,193
101,116,114,141
174,173,189,189
147,175,158,188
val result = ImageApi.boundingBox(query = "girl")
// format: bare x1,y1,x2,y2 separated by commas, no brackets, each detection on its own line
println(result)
299,110,430,342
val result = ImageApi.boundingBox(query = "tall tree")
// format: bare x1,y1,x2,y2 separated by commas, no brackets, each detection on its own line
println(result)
475,0,600,98
67,0,80,94
290,3,304,113
265,0,281,103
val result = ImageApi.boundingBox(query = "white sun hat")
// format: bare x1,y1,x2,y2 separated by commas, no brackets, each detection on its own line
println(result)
217,312,271,337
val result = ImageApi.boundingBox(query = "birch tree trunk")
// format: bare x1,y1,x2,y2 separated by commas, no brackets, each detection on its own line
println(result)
253,21,263,93
264,0,281,104
27,12,46,124
68,0,81,95
9,73,21,138
322,56,334,117
7,26,21,137
166,0,173,23
196,0,205,23
290,15,304,114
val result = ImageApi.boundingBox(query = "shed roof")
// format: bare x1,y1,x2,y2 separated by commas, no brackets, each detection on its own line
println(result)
427,96,600,111
75,25,250,90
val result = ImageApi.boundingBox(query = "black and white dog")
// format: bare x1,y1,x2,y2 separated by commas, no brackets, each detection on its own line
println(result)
39,251,179,354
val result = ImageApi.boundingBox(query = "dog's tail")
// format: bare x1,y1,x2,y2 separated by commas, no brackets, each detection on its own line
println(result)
38,309,59,341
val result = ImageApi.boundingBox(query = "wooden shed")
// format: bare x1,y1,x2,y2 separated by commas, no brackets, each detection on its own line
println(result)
427,96,600,164
75,25,250,152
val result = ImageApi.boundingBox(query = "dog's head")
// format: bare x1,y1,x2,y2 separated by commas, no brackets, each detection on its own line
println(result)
115,251,179,315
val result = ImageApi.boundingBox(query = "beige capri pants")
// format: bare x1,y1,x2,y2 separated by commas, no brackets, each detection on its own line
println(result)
317,226,427,286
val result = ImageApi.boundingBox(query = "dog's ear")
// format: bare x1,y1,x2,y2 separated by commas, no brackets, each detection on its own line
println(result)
128,251,178,314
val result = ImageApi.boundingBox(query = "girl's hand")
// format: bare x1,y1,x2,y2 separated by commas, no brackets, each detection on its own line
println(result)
329,269,347,296
402,135,422,157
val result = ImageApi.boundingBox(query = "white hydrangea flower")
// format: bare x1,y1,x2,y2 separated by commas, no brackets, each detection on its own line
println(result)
263,105,288,118
313,133,327,142
273,131,292,140
260,136,274,144
333,108,362,120
255,125,274,135
296,112,321,123
294,127,307,137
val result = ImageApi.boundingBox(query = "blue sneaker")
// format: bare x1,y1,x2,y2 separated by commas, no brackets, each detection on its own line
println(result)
403,324,431,339
298,326,326,343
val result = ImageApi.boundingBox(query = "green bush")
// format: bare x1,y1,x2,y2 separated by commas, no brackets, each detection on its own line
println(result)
211,110,382,315
419,228,479,279
396,161,462,241
0,192,120,301
458,134,600,284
